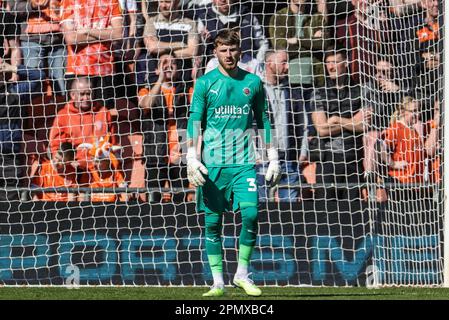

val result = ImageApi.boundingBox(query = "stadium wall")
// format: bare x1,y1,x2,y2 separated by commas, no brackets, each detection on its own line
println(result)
0,201,440,286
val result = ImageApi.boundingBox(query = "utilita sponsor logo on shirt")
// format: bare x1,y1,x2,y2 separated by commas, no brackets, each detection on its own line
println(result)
214,104,250,118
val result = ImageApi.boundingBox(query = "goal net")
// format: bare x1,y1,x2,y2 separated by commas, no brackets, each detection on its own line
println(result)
0,0,445,287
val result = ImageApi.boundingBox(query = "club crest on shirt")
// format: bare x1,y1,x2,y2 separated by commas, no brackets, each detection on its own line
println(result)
243,87,251,96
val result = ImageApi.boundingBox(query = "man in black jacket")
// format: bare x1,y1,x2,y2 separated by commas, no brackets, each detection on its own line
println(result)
362,57,410,178
311,48,370,201
0,61,45,202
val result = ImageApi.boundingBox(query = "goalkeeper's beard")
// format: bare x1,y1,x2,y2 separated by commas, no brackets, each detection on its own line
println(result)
218,56,239,72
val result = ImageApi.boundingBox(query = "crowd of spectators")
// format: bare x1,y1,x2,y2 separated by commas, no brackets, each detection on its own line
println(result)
0,0,442,203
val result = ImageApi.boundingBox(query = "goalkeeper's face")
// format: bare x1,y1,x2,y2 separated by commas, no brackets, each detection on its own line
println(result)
215,44,241,72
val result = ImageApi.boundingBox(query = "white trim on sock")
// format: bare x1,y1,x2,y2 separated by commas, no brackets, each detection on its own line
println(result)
235,264,248,279
213,273,224,287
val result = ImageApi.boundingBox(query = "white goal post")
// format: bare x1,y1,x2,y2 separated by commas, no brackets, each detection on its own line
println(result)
442,0,449,288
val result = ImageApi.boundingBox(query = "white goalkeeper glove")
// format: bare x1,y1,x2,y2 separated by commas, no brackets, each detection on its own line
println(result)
186,147,208,187
265,147,281,187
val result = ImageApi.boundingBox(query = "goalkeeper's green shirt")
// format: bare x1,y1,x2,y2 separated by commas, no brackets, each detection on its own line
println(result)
187,67,271,167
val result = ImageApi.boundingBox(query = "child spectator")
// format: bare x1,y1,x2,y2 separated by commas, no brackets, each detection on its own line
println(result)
32,142,80,201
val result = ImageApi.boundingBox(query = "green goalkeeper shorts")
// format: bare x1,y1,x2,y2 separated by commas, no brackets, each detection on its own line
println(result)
196,165,258,213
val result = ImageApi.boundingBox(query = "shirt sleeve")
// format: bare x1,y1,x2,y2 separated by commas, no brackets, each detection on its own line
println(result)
253,79,272,145
383,124,397,148
188,19,199,42
126,0,138,12
32,169,42,187
106,110,119,146
118,0,126,11
187,78,207,141
310,89,324,112
252,15,269,62
143,16,156,38
49,113,70,157
111,0,123,18
60,0,74,23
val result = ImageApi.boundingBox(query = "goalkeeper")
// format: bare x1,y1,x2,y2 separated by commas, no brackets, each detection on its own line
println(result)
186,29,281,297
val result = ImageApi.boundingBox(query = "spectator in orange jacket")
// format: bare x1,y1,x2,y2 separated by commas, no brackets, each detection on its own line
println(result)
49,77,118,170
381,96,439,184
32,141,81,201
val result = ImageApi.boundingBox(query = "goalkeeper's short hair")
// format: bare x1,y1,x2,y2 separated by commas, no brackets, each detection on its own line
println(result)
214,29,241,49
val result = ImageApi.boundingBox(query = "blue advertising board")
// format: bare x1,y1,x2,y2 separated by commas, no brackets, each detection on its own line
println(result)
0,201,441,286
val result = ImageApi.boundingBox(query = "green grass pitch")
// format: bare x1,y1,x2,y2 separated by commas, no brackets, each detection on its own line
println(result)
1,287,449,300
